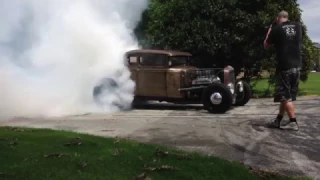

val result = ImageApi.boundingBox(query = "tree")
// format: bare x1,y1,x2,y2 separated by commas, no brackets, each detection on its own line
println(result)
135,0,316,82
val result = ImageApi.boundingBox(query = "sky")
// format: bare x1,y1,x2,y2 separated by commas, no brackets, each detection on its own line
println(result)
299,0,320,42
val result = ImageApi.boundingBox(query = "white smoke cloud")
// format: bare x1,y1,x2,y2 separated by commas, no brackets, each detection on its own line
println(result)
0,0,149,118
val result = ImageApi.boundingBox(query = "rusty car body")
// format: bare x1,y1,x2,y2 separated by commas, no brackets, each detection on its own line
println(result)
93,49,252,113
122,49,252,113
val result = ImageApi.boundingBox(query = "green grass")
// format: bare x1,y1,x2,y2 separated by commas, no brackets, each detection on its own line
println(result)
0,127,310,180
251,72,320,97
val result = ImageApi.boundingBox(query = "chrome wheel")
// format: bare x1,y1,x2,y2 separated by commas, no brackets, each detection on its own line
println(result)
210,92,222,105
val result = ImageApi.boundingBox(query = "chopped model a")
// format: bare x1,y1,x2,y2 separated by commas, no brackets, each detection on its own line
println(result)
94,49,252,113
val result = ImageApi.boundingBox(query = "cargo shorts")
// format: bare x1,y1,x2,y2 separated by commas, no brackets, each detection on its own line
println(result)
273,68,301,102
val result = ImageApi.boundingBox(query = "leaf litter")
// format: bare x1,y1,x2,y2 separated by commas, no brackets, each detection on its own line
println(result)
143,165,179,172
78,162,88,168
155,148,191,160
112,148,125,156
64,137,83,146
9,127,25,132
44,153,68,158
132,172,151,180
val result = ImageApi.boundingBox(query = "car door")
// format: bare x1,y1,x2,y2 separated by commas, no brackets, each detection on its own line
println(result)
127,55,139,94
137,53,167,97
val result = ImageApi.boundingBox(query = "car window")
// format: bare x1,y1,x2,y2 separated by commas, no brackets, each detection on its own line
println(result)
169,56,188,66
140,54,167,66
128,56,138,64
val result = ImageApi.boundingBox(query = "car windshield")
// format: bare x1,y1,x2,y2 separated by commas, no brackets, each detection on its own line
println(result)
169,56,190,66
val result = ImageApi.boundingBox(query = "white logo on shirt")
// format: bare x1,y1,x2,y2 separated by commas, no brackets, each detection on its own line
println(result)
282,25,296,37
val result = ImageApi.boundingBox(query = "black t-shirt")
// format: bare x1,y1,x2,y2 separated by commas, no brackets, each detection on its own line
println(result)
266,21,303,70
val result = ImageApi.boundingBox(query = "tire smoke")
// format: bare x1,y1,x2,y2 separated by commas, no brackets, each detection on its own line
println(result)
0,0,148,118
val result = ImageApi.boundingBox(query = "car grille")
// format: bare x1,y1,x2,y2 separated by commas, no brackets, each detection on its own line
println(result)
228,69,235,85
186,69,220,79
184,67,235,88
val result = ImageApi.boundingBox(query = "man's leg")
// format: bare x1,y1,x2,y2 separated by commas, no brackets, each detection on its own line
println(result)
281,100,299,131
277,99,295,118
282,69,300,130
273,102,286,126
273,72,287,127
285,101,295,118
279,102,286,116
273,69,298,128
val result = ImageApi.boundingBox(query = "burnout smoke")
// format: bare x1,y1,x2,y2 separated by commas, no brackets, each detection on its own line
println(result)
0,0,148,118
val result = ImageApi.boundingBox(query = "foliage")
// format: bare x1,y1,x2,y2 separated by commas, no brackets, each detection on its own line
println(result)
313,43,320,67
134,0,317,89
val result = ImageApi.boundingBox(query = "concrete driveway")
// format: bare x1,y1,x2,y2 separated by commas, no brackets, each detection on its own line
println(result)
1,96,320,179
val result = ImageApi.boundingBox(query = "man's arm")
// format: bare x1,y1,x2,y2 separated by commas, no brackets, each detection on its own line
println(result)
264,25,276,49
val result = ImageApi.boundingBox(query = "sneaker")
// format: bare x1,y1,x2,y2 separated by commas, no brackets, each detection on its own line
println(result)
273,118,281,128
268,118,281,128
282,120,299,131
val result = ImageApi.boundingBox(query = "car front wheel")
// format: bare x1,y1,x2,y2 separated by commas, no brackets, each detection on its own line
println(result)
234,80,252,106
202,82,233,114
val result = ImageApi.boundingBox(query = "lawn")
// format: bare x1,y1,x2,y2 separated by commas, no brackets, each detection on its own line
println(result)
0,126,310,180
251,72,320,97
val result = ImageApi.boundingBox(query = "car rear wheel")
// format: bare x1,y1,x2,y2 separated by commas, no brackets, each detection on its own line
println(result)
93,78,129,110
234,80,252,106
131,97,148,108
202,82,233,114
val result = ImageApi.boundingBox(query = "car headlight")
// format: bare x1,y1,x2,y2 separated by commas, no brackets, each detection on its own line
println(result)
236,81,244,92
227,82,234,94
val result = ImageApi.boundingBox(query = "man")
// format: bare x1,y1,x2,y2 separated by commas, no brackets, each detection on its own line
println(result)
264,10,303,131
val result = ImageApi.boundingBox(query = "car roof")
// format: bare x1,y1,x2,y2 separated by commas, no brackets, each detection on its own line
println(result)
125,49,192,56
